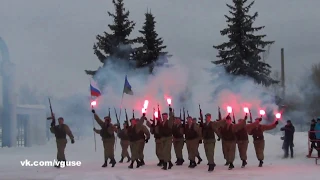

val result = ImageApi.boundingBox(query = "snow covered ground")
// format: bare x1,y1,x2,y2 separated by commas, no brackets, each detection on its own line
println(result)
0,132,318,180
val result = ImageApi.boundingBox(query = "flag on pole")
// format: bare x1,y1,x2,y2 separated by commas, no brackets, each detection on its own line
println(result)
123,75,133,95
90,79,101,97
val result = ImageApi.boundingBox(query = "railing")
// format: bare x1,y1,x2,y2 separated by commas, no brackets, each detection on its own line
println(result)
307,130,320,164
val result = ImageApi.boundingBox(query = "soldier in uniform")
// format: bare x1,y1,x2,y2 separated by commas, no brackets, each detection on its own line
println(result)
248,118,278,167
235,116,261,168
201,113,225,171
136,116,150,166
172,117,185,165
192,118,203,164
127,118,150,169
146,116,163,166
219,116,247,170
50,117,75,168
159,108,174,170
92,109,117,167
184,116,201,168
117,122,131,163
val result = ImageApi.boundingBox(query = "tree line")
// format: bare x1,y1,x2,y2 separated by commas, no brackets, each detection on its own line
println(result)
85,0,277,87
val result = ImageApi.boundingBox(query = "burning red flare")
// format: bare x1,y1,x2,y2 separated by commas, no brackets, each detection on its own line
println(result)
143,100,149,109
259,110,265,115
243,107,249,113
142,108,146,113
167,98,172,105
154,111,158,118
275,113,281,119
227,106,232,113
91,101,97,106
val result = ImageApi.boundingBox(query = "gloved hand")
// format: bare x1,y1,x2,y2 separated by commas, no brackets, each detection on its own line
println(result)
71,139,75,144
217,137,221,141
145,138,149,143
142,113,146,117
244,115,248,120
259,118,262,122
50,122,55,127
169,107,172,112
275,121,279,125
92,109,95,114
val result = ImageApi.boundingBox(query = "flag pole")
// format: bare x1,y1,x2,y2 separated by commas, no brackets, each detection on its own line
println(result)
90,79,97,152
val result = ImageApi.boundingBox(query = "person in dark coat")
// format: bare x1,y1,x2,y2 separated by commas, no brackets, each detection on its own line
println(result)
307,119,317,157
280,120,295,158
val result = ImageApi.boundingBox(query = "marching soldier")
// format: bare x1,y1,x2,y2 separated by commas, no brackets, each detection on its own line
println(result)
159,108,174,170
117,122,131,163
127,118,150,169
248,118,278,167
146,117,164,166
92,109,117,167
136,117,150,166
193,118,203,164
172,117,185,165
201,113,225,171
184,116,201,168
219,116,247,170
235,116,261,168
50,116,75,168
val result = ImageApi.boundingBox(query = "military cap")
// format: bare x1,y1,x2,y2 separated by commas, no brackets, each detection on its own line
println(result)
104,116,111,120
162,112,168,115
192,118,197,121
205,113,211,116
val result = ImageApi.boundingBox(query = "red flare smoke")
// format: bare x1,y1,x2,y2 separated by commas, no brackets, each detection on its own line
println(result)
227,106,232,113
259,110,265,115
275,113,281,119
243,107,249,113
167,98,171,105
91,101,97,106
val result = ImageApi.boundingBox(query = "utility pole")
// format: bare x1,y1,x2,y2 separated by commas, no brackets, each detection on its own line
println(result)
280,48,285,98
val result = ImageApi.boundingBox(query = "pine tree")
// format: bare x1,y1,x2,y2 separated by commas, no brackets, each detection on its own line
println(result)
213,0,277,86
133,10,168,74
85,0,137,76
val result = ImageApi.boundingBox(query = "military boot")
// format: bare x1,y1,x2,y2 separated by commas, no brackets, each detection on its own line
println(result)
128,160,134,169
224,161,229,166
54,160,61,168
110,158,116,167
176,158,184,166
157,160,164,166
136,160,141,168
188,160,192,168
196,155,202,164
119,156,124,163
241,160,247,168
189,161,197,168
228,163,234,170
208,163,216,172
162,162,168,170
127,156,131,163
258,160,263,167
140,159,145,166
102,160,108,168
168,161,173,169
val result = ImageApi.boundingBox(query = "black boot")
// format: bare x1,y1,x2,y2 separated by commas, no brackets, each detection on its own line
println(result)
127,157,131,163
128,160,134,169
228,163,234,170
110,158,116,167
208,163,216,172
258,160,263,167
119,156,124,163
188,160,192,168
175,159,178,164
102,160,108,168
54,160,61,168
196,155,202,164
162,162,168,170
224,161,229,166
189,161,197,168
136,160,141,168
168,161,173,169
241,160,247,168
140,159,145,166
176,158,184,166
157,160,163,166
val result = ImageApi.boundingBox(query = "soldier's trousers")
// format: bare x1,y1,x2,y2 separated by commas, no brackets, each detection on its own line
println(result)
120,140,130,158
56,139,67,161
224,140,236,163
155,138,163,160
173,139,184,159
130,141,139,161
162,136,172,162
203,140,216,164
137,139,145,160
196,139,200,156
237,140,249,161
186,139,199,161
103,138,115,160
253,140,265,160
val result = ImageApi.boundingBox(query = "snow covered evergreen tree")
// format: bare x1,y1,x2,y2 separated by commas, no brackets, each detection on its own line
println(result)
133,10,168,74
213,0,277,86
85,0,137,76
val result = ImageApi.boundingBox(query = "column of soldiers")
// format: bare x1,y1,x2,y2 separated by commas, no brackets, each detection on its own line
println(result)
49,106,279,171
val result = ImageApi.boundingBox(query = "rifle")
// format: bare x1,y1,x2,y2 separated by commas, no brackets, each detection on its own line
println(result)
132,109,135,119
183,107,186,129
198,104,204,126
179,109,182,119
108,108,110,117
47,98,56,127
152,108,156,127
232,111,236,124
157,104,162,122
187,110,190,117
248,109,253,123
114,107,120,129
125,109,129,127
218,106,222,120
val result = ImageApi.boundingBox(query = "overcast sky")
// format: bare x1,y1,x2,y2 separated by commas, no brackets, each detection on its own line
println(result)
0,0,319,97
